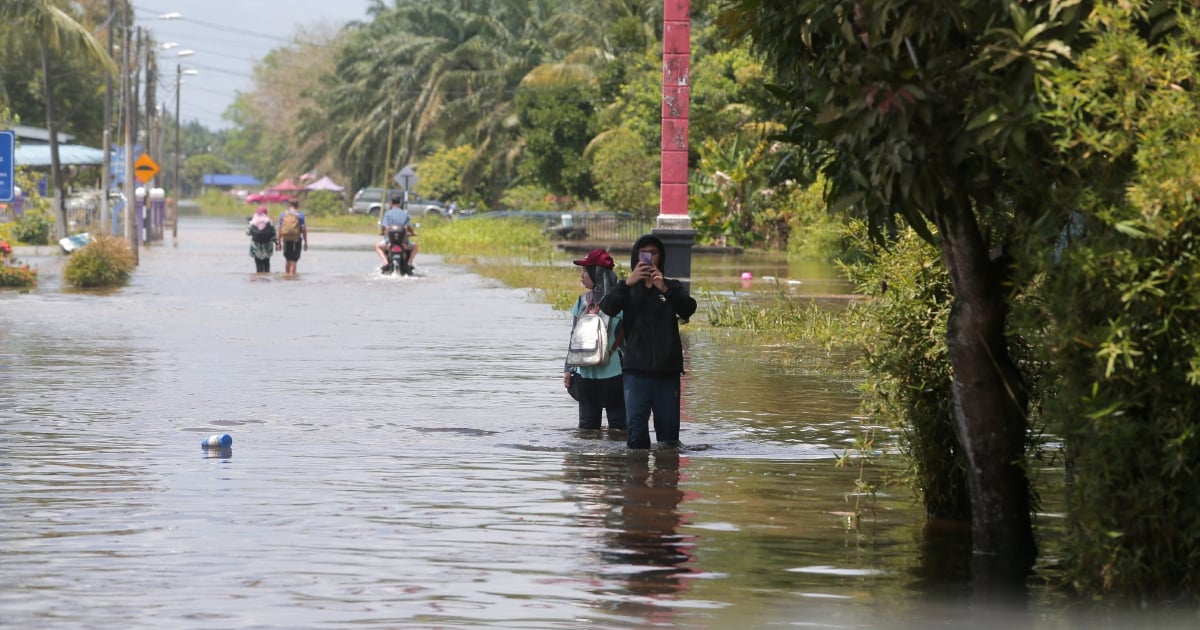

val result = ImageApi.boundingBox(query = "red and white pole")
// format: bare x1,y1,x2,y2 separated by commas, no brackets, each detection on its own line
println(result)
657,0,695,279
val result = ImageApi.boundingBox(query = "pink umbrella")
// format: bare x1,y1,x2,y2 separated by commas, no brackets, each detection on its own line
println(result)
304,176,345,192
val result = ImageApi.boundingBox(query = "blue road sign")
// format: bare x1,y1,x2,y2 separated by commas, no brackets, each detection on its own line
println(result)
0,130,14,202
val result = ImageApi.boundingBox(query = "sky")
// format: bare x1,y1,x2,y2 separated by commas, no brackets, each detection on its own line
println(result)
132,1,376,130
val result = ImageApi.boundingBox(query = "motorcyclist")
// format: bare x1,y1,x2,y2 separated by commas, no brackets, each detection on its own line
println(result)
376,194,417,272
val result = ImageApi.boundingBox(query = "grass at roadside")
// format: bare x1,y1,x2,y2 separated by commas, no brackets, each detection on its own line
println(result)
418,215,581,310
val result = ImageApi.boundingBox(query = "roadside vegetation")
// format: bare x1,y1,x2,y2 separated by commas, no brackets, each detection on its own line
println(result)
62,234,136,289
0,239,38,289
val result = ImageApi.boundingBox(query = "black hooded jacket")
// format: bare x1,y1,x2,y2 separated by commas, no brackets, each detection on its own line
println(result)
599,235,697,375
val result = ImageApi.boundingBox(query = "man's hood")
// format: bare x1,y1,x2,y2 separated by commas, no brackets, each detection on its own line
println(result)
630,234,666,270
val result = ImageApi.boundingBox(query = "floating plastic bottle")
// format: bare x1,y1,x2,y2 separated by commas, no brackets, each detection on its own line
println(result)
201,433,233,449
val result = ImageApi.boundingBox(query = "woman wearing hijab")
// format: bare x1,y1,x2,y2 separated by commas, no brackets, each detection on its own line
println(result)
563,249,626,432
246,206,277,273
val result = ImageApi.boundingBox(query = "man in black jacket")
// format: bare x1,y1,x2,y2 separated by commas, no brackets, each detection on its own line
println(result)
600,234,698,449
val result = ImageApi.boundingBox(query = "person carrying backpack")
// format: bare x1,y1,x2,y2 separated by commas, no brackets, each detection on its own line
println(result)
246,206,276,273
277,200,308,276
563,249,626,432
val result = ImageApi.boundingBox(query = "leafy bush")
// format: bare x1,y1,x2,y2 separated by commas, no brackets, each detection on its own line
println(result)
302,191,344,217
499,185,557,211
12,210,53,245
63,235,136,288
839,222,969,521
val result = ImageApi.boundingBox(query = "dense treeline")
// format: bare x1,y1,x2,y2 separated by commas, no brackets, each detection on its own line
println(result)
727,0,1200,605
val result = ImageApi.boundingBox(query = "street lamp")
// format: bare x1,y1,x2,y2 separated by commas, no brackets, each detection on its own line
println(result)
173,64,198,238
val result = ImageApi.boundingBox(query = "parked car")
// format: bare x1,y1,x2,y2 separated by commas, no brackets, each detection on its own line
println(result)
246,191,296,204
349,188,448,216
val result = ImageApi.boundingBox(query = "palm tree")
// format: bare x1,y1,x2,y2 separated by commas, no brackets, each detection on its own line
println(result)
1,0,114,239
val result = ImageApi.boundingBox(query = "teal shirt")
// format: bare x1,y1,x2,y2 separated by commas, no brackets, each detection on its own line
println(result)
568,295,623,379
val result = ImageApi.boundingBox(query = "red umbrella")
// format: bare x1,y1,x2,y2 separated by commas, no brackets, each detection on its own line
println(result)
271,178,304,192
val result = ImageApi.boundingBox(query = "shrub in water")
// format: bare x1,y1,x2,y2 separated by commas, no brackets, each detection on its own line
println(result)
63,235,136,288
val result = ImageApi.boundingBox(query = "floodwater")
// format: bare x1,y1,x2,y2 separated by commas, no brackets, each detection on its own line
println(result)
0,215,1098,628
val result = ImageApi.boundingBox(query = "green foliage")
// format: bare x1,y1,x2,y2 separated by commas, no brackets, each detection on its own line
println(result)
182,154,232,199
301,191,343,218
690,125,784,247
516,80,598,199
704,289,852,348
839,223,968,521
12,209,53,245
416,145,478,205
419,214,550,260
63,234,136,289
1036,2,1200,601
587,127,658,218
499,185,558,211
418,213,578,308
195,190,249,217
785,175,857,263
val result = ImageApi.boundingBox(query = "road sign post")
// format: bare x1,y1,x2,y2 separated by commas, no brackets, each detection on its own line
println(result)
394,165,418,209
134,153,160,184
0,130,14,202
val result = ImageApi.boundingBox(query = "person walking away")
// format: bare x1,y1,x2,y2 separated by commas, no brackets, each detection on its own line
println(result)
277,200,308,275
599,235,697,449
375,194,418,272
246,206,276,273
564,249,626,432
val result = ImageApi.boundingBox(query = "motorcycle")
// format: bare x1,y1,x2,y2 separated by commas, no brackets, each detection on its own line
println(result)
382,226,414,276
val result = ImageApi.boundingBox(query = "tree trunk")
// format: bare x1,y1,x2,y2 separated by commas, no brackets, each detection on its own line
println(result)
936,198,1036,581
40,42,67,240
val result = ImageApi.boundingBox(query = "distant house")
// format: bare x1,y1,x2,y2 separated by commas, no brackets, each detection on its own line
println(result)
11,125,106,167
203,174,261,191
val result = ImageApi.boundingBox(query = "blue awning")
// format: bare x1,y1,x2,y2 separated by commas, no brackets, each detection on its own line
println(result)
14,144,106,166
203,174,261,187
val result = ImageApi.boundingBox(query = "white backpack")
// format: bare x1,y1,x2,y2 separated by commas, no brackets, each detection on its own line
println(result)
567,304,612,367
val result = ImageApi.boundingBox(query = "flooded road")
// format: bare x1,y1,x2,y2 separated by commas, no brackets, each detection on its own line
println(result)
3,215,1054,628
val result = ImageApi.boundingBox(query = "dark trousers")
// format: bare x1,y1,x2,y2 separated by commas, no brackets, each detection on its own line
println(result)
578,374,626,430
254,258,270,273
622,372,681,449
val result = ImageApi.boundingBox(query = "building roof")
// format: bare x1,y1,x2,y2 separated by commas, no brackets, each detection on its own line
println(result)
14,144,106,166
203,174,262,187
11,125,74,145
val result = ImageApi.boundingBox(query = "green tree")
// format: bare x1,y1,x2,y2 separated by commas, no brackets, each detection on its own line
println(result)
1,0,114,239
1038,2,1200,601
182,154,232,198
723,0,1084,580
587,127,657,217
516,65,598,199
415,144,479,205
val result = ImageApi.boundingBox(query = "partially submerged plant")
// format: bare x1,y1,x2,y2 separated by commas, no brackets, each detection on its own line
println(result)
63,235,136,288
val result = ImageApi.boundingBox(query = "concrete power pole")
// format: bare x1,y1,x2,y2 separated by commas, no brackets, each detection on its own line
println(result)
657,0,696,281
122,23,138,264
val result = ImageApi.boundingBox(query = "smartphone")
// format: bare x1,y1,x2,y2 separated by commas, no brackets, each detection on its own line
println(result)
639,251,653,266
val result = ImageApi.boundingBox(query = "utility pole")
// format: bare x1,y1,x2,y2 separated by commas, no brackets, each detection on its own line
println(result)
173,63,181,238
100,0,115,235
122,22,138,264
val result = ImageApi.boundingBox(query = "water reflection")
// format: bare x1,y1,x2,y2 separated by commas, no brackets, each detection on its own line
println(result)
562,450,697,624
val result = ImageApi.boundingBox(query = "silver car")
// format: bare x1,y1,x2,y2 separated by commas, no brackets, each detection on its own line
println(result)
349,188,447,216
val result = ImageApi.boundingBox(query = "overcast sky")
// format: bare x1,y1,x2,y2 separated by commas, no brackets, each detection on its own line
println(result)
133,1,375,130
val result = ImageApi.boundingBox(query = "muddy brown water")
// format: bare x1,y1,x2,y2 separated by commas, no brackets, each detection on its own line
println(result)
0,215,1138,628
